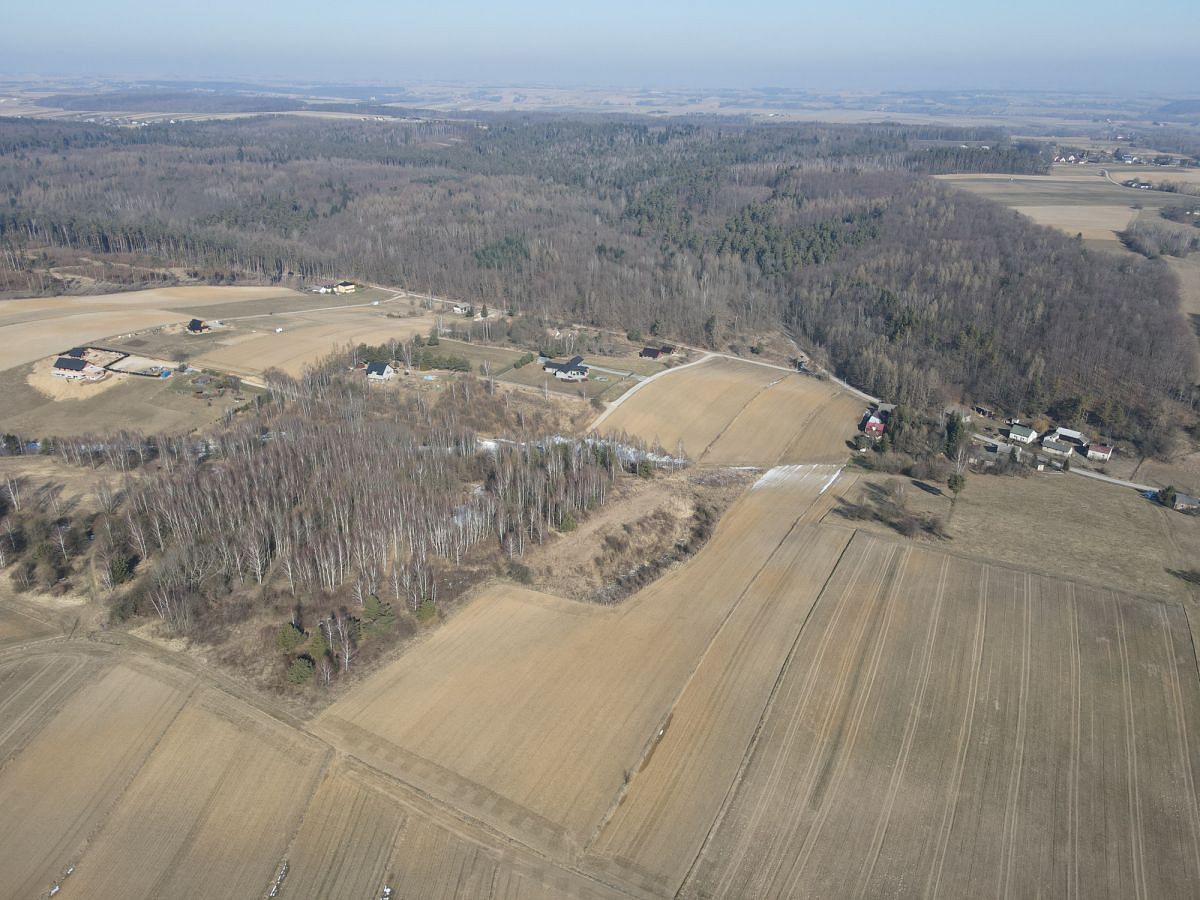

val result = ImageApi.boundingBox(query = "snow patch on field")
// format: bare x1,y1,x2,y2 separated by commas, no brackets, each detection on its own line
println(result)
751,463,841,492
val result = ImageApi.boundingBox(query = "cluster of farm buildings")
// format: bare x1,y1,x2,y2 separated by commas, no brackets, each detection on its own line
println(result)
861,406,1114,465
309,280,357,295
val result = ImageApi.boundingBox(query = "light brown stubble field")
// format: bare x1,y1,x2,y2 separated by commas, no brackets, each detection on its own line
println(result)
681,530,1200,899
0,285,308,372
597,356,862,463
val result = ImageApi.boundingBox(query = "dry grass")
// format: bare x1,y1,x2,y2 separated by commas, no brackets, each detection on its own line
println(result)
0,361,253,436
192,308,437,378
832,471,1200,602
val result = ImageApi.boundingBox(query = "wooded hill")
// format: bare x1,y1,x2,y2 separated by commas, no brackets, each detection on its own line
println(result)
0,114,1193,447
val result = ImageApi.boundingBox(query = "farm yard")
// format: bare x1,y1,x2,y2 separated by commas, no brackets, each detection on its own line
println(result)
595,356,863,464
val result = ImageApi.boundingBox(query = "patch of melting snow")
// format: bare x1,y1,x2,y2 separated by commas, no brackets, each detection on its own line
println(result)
751,464,842,492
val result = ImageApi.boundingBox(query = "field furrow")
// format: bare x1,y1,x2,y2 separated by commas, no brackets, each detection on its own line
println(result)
68,692,327,899
0,663,186,898
682,534,1200,899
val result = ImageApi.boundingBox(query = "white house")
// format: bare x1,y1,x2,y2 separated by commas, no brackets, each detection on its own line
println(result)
1087,444,1113,462
543,355,589,381
333,281,357,294
1008,424,1038,444
366,362,395,381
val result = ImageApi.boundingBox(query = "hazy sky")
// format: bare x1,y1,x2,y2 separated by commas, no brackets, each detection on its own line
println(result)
7,0,1197,93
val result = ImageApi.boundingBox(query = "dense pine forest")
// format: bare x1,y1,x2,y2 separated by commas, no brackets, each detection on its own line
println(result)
0,113,1195,446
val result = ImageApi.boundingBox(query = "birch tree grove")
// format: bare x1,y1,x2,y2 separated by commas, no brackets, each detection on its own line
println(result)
81,366,651,638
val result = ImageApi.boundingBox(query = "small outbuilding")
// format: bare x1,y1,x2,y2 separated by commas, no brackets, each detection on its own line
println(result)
64,347,87,359
187,319,207,334
640,346,662,359
1087,444,1114,462
1173,493,1200,512
1041,438,1076,458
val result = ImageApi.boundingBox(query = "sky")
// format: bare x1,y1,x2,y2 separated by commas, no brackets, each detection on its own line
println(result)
6,0,1198,94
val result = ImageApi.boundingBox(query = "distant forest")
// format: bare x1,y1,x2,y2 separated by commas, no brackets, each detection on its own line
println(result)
0,114,1194,446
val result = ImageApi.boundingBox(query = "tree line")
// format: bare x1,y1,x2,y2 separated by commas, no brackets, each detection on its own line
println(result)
0,114,1194,448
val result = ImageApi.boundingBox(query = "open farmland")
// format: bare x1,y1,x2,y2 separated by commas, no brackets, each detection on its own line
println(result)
66,688,327,899
833,471,1200,602
680,530,1200,899
0,285,309,372
191,306,436,378
596,356,862,464
0,657,188,898
316,464,847,855
936,168,1188,249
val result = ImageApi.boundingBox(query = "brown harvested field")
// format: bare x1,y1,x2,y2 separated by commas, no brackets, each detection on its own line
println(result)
681,530,1200,899
831,471,1200,602
0,659,187,898
1011,204,1136,240
597,356,861,464
316,464,845,853
0,647,100,763
587,521,853,894
283,766,408,900
287,762,622,900
68,690,327,899
0,602,51,647
937,170,1185,245
192,307,436,378
0,285,308,372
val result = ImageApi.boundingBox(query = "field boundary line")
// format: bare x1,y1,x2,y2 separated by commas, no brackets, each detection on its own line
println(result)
674,526,858,899
926,565,988,899
68,675,197,896
1068,584,1082,900
1116,596,1149,900
998,572,1033,900
269,744,337,894
1158,603,1200,884
333,747,648,900
585,471,828,855
695,373,791,463
854,554,949,897
587,353,715,433
781,544,909,897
